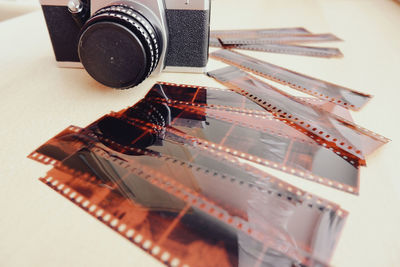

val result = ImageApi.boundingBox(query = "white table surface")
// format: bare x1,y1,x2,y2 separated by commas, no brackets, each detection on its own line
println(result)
1,0,400,266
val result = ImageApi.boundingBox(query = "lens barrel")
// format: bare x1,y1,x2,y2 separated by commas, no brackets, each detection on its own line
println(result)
78,5,162,89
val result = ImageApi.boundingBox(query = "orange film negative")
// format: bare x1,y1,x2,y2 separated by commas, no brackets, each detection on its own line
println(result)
30,125,306,203
209,38,343,58
218,33,342,45
28,85,359,193
147,82,353,121
27,80,350,266
30,124,347,267
138,99,360,193
210,28,312,38
210,49,370,110
128,83,360,192
207,66,389,165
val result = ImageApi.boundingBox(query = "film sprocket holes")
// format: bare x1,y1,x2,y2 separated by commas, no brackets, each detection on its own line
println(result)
40,0,210,88
210,49,369,110
28,81,349,266
207,66,389,165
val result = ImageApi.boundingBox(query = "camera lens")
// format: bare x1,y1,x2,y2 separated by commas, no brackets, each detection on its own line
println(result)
78,5,162,89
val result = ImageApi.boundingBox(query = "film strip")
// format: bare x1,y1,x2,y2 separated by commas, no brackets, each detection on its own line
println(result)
30,125,307,204
147,82,354,126
30,122,347,267
141,82,378,193
147,82,386,159
26,82,360,193
218,33,342,46
207,67,389,164
210,27,343,58
210,28,312,39
31,121,346,216
210,49,371,110
135,96,360,193
28,80,351,265
209,38,343,58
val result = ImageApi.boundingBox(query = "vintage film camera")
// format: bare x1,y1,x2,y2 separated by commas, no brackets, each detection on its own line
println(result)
40,0,210,88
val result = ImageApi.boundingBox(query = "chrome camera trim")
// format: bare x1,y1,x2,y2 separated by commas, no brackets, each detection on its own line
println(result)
41,0,209,75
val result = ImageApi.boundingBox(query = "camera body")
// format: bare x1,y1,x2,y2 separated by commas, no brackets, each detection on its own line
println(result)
40,0,210,88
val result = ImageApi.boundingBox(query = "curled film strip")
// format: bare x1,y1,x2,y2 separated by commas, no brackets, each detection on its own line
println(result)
210,38,343,58
151,82,353,120
152,82,388,158
210,49,371,111
207,67,389,165
219,33,342,45
210,28,342,59
27,95,345,266
31,124,340,212
142,83,368,192
89,108,356,196
27,82,379,194
135,98,361,194
210,28,312,39
32,125,346,267
128,113,360,194
27,80,355,266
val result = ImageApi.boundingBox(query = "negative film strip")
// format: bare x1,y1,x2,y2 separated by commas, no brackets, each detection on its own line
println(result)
207,67,389,165
210,27,312,39
149,82,384,163
132,86,360,193
210,49,370,110
210,27,343,58
30,123,346,267
26,82,363,193
28,78,352,265
147,82,354,121
209,38,343,58
218,33,342,46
